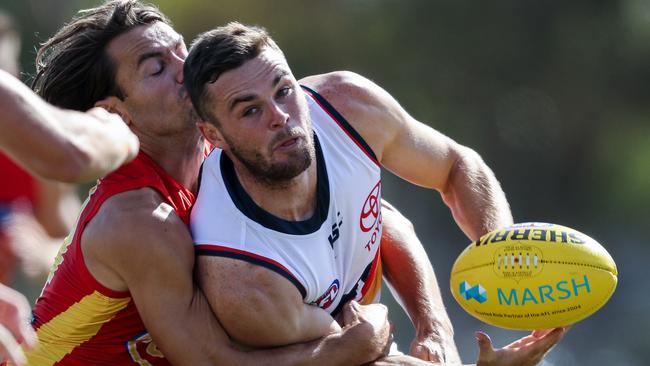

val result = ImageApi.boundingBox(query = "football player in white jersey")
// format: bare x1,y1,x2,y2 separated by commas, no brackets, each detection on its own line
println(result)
184,22,567,366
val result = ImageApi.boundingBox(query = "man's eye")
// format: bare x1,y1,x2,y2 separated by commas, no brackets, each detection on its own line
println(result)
151,63,165,76
277,86,292,98
243,106,259,117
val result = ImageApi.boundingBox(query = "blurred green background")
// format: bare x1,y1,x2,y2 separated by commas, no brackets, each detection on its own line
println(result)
2,0,648,365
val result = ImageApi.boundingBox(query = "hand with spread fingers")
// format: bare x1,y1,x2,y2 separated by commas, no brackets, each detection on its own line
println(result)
475,327,570,366
366,327,568,366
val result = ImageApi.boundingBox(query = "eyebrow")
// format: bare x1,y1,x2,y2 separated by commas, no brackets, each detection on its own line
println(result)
228,69,290,112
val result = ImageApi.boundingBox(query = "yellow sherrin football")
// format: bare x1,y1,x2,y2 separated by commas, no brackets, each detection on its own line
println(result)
450,222,617,330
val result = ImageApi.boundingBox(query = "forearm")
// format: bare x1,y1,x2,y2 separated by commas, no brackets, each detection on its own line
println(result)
56,107,139,182
382,238,451,336
380,201,460,363
236,321,383,366
0,70,137,182
153,290,382,366
441,147,512,240
0,70,83,181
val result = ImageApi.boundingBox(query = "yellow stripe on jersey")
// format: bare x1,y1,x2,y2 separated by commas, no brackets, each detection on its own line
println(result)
26,290,130,366
360,260,383,305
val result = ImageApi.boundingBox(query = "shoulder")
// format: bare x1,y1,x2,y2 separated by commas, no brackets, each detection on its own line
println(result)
301,71,386,115
88,188,185,242
82,187,194,287
300,71,406,160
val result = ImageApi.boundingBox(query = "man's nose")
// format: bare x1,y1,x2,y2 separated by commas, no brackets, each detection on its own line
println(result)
269,103,289,129
172,53,184,84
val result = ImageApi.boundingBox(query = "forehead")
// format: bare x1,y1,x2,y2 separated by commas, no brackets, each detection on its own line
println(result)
106,22,181,69
210,48,290,102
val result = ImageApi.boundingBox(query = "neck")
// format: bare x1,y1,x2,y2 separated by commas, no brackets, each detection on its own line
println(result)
139,128,205,193
233,159,318,221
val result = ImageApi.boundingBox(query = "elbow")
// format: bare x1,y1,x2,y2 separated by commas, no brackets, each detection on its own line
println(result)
445,145,513,233
442,145,487,195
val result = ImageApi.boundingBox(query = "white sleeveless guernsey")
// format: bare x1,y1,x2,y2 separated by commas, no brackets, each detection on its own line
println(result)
191,86,383,315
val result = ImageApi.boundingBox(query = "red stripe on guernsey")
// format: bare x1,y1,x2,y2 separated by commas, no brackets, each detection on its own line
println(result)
303,88,381,167
360,246,381,297
195,244,306,298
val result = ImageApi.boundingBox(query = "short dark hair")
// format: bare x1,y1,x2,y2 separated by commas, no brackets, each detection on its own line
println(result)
32,0,169,111
184,22,281,123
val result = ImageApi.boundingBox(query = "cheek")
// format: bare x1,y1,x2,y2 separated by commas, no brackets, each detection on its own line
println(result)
140,78,180,103
293,100,310,126
295,93,310,115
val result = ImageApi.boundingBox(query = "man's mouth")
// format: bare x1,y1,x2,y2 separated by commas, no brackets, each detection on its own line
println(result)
276,136,300,150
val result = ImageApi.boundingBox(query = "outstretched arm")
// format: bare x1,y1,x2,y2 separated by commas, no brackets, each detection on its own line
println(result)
301,71,513,240
0,70,138,183
380,200,460,364
474,328,568,366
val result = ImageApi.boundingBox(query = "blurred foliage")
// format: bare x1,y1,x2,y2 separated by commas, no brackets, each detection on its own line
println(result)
1,0,648,364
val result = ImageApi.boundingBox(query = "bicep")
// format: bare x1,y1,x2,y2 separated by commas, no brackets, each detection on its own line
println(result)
307,72,464,191
101,206,231,365
197,255,340,347
379,111,466,191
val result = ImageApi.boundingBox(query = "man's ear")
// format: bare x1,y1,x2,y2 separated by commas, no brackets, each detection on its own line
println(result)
197,121,228,150
94,96,133,126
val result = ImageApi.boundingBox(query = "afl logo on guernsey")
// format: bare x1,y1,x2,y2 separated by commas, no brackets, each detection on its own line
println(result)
360,181,381,232
312,279,340,310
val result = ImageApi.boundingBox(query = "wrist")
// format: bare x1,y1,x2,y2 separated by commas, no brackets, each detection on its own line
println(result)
415,317,454,340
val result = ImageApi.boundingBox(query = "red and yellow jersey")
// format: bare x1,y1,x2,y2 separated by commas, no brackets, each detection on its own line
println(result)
24,151,195,366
